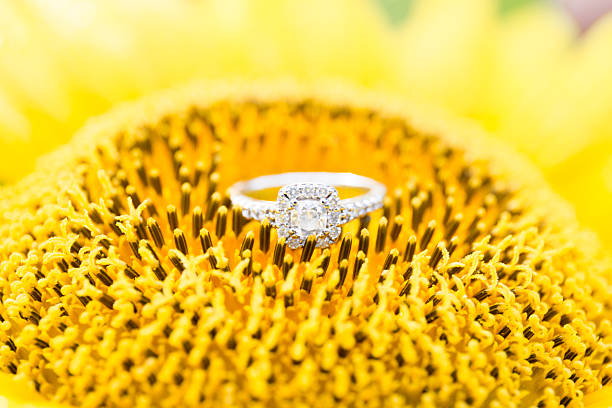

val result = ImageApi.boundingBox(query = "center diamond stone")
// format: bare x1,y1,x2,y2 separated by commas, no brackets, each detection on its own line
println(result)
290,200,327,234
276,183,341,248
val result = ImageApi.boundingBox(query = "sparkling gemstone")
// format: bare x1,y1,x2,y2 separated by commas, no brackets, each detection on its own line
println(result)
290,200,327,234
276,183,341,248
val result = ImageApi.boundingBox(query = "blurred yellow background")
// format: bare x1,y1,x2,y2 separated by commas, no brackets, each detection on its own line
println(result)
1,0,611,249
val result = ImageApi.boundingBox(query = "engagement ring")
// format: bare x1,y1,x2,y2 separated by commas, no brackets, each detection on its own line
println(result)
228,172,386,248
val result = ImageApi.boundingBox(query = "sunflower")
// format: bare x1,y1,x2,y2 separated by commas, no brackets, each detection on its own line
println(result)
2,1,612,408
0,81,610,408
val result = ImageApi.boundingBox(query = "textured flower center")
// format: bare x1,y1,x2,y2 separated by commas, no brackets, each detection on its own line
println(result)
0,86,610,408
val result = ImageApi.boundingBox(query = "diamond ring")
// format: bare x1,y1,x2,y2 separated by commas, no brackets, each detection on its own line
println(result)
228,172,386,249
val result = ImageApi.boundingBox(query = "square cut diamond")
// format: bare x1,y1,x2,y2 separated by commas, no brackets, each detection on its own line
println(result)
291,200,327,234
276,183,341,248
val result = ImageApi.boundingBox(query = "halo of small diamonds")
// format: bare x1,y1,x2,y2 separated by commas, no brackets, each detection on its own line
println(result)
276,183,342,249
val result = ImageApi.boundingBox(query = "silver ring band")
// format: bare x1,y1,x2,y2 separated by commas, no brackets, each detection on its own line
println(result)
228,172,386,248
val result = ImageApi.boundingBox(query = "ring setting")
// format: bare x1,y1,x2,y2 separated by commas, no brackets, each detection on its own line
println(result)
229,172,386,249
276,183,342,248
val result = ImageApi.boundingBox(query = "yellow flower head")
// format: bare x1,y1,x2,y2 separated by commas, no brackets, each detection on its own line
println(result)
0,82,611,408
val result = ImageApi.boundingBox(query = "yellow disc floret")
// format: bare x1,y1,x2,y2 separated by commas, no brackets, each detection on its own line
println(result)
0,82,611,408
